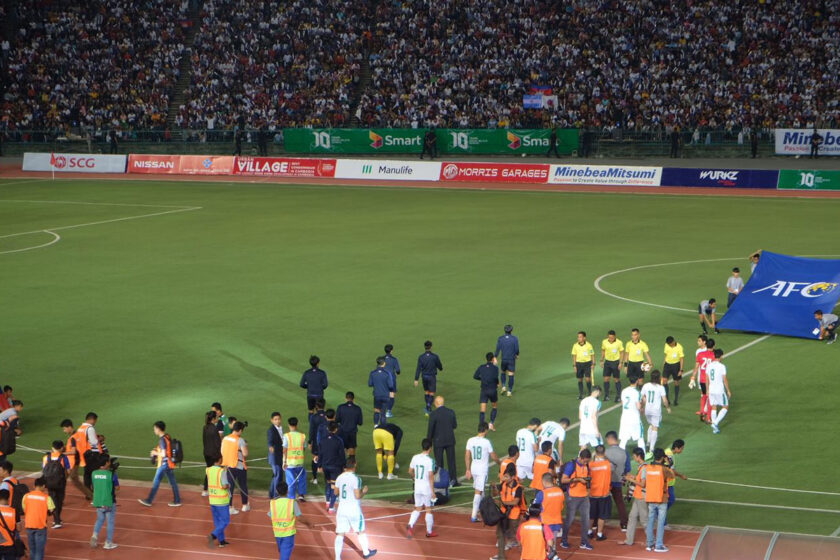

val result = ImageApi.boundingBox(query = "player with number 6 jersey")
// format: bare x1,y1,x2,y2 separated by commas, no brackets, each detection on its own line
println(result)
333,457,376,559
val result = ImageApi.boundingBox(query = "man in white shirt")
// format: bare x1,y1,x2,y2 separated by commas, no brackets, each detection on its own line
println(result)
333,458,377,559
641,371,670,454
619,377,645,450
465,422,499,522
535,418,570,463
514,418,540,481
407,439,437,538
707,349,731,434
579,387,603,449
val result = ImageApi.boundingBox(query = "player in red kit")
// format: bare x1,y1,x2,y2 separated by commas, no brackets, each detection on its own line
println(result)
690,336,715,423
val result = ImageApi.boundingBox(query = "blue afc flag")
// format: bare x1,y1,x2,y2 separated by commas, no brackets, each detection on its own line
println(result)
718,251,840,339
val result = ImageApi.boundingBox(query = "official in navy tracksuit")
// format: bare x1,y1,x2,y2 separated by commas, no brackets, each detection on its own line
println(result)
308,399,326,485
318,422,345,512
300,355,328,414
368,357,395,427
336,392,363,456
495,325,520,396
383,345,401,418
414,340,443,415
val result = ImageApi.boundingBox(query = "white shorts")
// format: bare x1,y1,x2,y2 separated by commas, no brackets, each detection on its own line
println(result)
471,471,488,491
335,508,365,534
515,463,533,480
579,433,601,448
645,411,662,428
413,491,433,508
709,392,728,407
619,419,643,442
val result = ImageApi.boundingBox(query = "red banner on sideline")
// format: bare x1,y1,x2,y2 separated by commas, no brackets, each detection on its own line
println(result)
439,161,550,183
233,157,337,178
179,155,234,175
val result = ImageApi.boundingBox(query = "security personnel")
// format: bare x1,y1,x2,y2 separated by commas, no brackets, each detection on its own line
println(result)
282,418,307,501
530,441,555,499
77,412,101,492
498,463,525,553
221,422,248,514
587,445,612,541
368,357,395,427
206,456,230,548
518,504,553,560
474,352,501,429
500,445,519,483
640,449,674,553
22,478,54,560
414,341,443,415
300,356,328,415
495,324,520,396
270,481,310,560
60,419,91,500
571,331,596,400
0,488,17,560
535,473,565,549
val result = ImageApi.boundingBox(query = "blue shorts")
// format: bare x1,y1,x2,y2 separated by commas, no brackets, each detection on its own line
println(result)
373,396,389,411
422,376,436,393
547,523,563,537
501,360,516,373
479,389,498,404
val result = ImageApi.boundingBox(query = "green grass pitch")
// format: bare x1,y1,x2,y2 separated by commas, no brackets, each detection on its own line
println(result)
1,178,838,535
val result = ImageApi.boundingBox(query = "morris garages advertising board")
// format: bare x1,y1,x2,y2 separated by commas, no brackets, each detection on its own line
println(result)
775,129,840,156
660,168,778,189
23,152,126,173
548,164,662,186
439,162,549,183
335,160,441,181
128,155,234,175
234,157,336,178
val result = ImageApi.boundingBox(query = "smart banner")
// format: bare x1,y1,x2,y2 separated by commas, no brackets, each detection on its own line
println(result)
660,168,778,189
284,128,578,155
775,128,840,156
718,251,840,339
334,160,441,181
777,169,840,191
548,164,662,186
23,152,126,173
439,162,549,183
233,157,336,177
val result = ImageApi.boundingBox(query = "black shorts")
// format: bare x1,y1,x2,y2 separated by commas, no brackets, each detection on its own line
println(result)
627,361,643,382
480,389,498,404
422,376,436,393
338,431,357,449
373,396,389,411
589,496,612,521
575,362,593,379
700,382,707,396
323,467,342,484
603,360,620,378
501,360,516,373
663,362,682,380
307,396,321,411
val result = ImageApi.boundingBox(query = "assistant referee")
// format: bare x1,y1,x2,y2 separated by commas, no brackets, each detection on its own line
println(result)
571,331,596,400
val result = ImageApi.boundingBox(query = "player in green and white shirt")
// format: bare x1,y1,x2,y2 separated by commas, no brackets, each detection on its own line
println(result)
619,376,645,450
333,457,376,559
406,438,437,538
578,386,603,449
641,370,671,454
514,418,540,481
535,418,570,463
465,422,499,522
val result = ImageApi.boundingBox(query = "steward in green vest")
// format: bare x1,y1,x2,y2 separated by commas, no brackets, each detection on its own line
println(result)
206,457,231,548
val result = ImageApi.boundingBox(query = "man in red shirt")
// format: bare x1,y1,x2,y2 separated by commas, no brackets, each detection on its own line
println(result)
690,337,715,423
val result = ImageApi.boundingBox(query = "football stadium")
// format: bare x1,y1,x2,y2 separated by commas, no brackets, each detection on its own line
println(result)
2,2,840,560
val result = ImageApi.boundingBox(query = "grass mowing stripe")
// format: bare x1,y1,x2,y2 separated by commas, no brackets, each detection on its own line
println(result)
679,498,840,515
688,478,840,497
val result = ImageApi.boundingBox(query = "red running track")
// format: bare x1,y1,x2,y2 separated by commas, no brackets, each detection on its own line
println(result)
35,480,697,560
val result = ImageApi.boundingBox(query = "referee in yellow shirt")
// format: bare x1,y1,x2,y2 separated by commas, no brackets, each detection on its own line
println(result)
600,330,623,403
624,328,652,383
662,336,685,405
571,331,596,400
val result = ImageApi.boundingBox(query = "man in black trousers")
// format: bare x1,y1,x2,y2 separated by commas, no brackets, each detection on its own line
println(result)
427,395,460,486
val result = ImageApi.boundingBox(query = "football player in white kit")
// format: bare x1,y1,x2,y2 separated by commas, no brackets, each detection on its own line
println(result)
465,422,500,522
333,457,377,559
515,418,540,481
535,417,570,463
707,349,731,434
407,438,437,538
641,370,671,454
618,376,645,450
579,386,603,449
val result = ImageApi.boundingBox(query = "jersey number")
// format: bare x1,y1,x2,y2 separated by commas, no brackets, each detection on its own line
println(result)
647,390,655,402
709,370,716,381
623,396,631,409
472,446,482,460
341,487,347,499
415,465,425,480
517,437,528,452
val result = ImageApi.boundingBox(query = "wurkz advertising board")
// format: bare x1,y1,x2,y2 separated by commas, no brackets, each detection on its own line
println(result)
660,168,778,189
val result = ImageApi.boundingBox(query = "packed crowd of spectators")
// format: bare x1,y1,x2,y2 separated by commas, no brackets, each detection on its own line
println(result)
2,0,189,136
3,0,840,136
176,0,372,131
358,0,840,131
